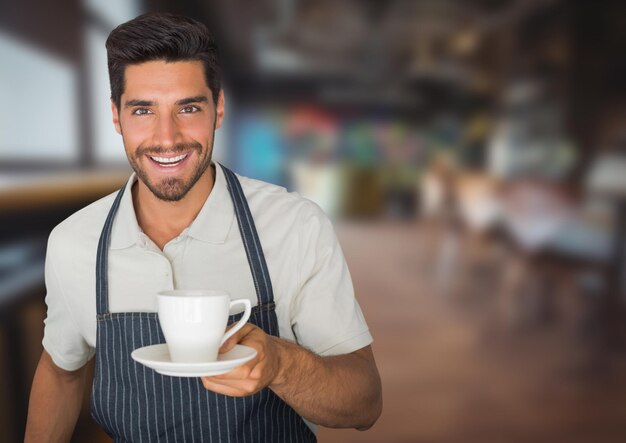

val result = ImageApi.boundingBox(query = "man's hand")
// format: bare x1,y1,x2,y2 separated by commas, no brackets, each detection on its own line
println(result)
201,323,284,397
200,323,382,430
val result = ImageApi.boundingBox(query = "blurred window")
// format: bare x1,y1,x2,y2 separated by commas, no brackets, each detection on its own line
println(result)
0,0,143,167
0,31,79,162
86,0,142,163
87,25,126,163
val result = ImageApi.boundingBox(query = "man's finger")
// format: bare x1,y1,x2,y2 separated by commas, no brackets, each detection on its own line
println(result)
211,361,255,381
201,375,261,397
219,323,256,353
201,377,248,397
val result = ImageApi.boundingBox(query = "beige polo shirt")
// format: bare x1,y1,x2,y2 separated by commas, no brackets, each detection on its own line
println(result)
42,163,372,372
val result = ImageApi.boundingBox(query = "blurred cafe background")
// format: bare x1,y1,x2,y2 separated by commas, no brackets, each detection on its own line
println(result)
1,0,626,441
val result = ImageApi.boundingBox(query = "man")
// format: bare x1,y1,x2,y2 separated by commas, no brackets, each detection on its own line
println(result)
25,12,382,443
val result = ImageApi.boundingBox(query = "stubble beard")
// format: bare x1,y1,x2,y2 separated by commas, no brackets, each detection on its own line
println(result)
128,139,213,202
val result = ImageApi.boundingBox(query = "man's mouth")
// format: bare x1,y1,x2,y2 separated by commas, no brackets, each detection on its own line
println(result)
148,153,189,167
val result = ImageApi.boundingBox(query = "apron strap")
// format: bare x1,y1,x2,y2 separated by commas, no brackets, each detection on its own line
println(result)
221,165,276,306
96,165,276,315
96,185,126,315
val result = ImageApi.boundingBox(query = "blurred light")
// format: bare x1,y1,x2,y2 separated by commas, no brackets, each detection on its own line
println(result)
451,28,479,55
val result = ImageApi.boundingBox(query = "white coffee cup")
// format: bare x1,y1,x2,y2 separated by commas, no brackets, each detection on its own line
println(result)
157,289,252,363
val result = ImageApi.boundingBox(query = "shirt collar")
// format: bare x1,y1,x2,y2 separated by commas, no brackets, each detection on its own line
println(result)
109,163,234,250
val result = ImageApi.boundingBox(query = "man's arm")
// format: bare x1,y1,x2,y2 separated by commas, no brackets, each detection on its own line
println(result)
201,324,383,430
25,350,87,443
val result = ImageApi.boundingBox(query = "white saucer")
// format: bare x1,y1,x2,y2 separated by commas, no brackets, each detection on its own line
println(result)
131,344,257,377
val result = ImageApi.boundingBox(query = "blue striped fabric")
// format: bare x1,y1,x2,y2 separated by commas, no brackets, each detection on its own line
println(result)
90,165,316,442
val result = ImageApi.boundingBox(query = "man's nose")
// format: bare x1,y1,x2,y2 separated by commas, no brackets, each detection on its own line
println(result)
154,113,182,147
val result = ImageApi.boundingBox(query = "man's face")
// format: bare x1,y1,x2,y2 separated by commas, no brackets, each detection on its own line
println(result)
111,60,224,202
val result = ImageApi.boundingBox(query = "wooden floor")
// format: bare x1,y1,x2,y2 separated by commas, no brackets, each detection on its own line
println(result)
319,221,626,443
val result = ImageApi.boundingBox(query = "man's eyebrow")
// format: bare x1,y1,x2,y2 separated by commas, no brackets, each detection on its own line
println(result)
123,96,209,109
124,99,154,108
175,96,209,106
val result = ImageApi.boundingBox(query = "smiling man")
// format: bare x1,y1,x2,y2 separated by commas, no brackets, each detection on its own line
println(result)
25,12,381,443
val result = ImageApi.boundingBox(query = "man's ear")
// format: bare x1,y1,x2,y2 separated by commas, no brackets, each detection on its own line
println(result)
111,99,122,135
215,90,225,129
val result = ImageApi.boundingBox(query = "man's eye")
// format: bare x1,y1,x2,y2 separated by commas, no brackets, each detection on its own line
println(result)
180,105,199,113
132,108,152,116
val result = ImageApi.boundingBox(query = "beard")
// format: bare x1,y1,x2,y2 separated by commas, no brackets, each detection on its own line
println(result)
128,139,213,202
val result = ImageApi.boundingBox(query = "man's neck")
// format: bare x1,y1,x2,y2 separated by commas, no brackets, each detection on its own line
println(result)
132,164,215,250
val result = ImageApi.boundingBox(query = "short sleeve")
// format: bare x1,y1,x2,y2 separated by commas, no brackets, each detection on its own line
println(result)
290,202,372,356
42,230,94,371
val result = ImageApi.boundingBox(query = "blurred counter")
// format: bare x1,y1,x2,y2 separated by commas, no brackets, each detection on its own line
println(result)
0,169,130,211
0,168,130,307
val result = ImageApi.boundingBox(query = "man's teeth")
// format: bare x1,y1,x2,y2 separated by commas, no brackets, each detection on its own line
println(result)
150,153,188,166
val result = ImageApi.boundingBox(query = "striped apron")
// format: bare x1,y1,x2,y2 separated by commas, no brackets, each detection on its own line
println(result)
91,166,316,442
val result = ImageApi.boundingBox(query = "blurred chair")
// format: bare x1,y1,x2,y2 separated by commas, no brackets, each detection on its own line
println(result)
420,154,456,219
497,179,575,329
449,171,507,304
419,155,462,294
542,152,626,343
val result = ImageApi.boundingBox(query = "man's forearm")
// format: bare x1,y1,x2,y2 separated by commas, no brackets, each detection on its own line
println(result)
202,325,382,429
269,340,382,430
25,351,86,443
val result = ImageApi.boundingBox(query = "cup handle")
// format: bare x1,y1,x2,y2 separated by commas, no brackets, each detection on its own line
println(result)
220,299,252,346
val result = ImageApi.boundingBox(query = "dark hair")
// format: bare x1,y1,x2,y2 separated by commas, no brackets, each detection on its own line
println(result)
106,12,221,110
